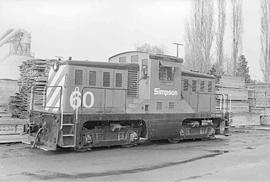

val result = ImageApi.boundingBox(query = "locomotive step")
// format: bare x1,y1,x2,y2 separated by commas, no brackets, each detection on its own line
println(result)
62,124,75,126
61,145,75,148
62,134,75,137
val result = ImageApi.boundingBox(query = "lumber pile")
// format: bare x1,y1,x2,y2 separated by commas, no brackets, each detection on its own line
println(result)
247,83,270,114
218,75,246,89
8,59,51,118
217,75,249,113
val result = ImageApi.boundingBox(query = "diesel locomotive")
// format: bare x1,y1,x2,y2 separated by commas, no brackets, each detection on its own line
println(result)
24,51,229,151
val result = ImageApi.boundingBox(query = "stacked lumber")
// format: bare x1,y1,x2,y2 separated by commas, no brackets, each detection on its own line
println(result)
8,59,51,118
217,75,249,113
218,75,246,89
247,83,270,114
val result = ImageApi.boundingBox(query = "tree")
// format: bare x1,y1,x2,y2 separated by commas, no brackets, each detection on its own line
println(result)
209,64,217,76
236,55,251,83
135,43,166,54
216,0,226,75
185,0,214,73
209,62,222,83
260,0,270,82
231,0,243,76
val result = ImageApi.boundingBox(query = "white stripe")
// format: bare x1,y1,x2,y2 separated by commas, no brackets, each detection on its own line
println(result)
54,100,60,108
50,65,64,86
46,87,52,98
52,108,59,113
47,66,65,96
48,68,54,82
52,100,60,112
46,76,65,107
46,88,60,107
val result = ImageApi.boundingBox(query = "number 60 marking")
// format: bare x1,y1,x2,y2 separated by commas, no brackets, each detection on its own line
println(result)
83,91,95,108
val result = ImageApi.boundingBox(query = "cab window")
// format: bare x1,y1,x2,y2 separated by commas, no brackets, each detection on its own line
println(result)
89,71,96,86
183,79,189,91
192,80,197,92
200,80,205,92
119,57,126,63
208,81,212,92
75,69,83,85
142,59,148,78
103,72,110,87
131,55,138,63
159,63,173,81
115,73,122,87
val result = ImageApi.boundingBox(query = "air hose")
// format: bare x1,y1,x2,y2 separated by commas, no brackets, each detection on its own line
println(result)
32,127,43,148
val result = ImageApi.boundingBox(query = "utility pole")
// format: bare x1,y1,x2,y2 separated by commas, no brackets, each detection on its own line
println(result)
173,43,183,57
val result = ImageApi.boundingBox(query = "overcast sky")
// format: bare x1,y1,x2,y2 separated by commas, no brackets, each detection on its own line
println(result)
0,0,262,80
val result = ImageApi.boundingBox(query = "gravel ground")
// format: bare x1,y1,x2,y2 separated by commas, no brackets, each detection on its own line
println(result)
0,126,270,182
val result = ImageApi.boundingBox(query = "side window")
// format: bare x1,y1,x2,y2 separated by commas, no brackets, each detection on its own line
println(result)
156,102,162,110
115,73,122,87
208,81,212,92
119,57,126,63
89,71,96,86
183,79,188,91
75,69,83,85
145,104,149,112
159,63,173,81
200,80,205,92
169,102,174,110
103,72,110,87
142,59,148,78
131,55,138,63
192,80,197,92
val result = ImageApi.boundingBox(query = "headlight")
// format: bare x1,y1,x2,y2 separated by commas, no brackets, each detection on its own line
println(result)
53,62,59,72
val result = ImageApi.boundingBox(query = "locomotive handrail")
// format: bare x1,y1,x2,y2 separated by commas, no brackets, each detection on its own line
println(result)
30,85,63,112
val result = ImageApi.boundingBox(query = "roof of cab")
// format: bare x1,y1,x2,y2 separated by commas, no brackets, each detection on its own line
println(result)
149,54,183,63
62,60,139,70
108,51,147,60
109,51,183,63
182,69,215,79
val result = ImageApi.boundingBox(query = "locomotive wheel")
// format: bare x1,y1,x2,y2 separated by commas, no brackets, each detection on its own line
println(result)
206,126,216,139
168,138,180,144
217,120,226,135
122,130,139,148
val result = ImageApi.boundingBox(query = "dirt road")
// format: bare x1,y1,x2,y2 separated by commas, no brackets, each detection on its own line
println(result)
1,126,270,182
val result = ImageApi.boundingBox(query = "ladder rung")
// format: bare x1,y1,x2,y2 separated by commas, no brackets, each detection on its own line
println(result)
62,124,74,126
63,134,74,137
61,145,75,148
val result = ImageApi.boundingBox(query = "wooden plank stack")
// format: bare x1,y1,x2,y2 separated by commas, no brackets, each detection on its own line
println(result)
8,59,51,118
247,83,270,114
216,75,249,113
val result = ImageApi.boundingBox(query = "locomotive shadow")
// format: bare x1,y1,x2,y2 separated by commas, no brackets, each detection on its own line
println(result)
46,136,228,154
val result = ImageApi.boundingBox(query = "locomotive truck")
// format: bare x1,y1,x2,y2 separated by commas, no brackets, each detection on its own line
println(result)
24,51,229,151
